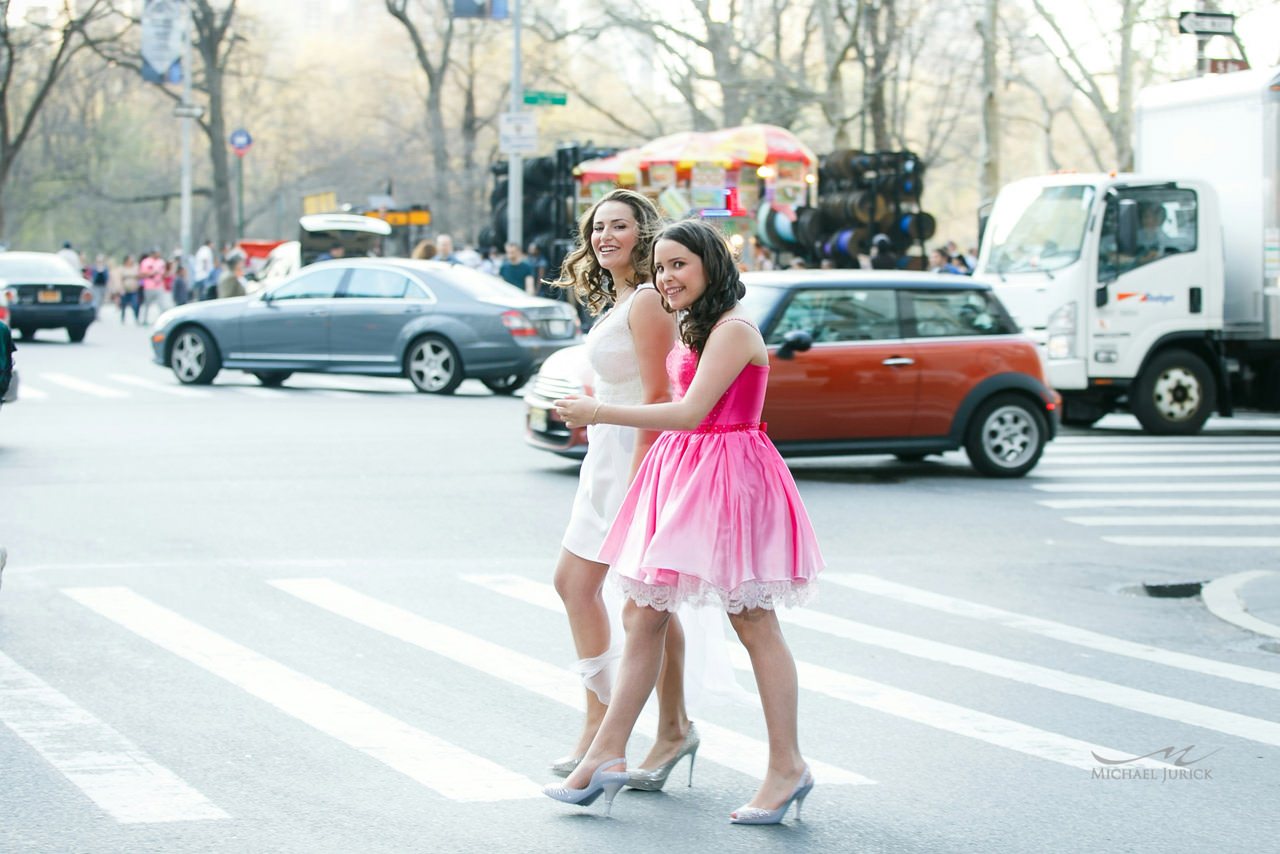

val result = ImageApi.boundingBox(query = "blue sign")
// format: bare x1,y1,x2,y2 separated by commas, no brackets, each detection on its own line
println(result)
229,129,252,152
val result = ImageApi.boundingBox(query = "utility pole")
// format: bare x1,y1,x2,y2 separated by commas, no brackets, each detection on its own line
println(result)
179,1,194,277
507,0,523,251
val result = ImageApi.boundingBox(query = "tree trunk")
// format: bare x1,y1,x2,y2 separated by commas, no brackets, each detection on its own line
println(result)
1113,0,1137,170
978,0,1001,201
426,86,451,236
203,62,234,246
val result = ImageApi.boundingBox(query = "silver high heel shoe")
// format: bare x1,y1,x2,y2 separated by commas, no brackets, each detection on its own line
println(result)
729,765,814,825
549,755,582,778
627,722,700,791
542,757,629,816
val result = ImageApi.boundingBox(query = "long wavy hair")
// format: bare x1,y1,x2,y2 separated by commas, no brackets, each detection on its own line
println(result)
551,188,663,316
655,219,745,355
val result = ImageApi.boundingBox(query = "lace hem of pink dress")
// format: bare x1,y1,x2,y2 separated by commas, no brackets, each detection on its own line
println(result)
615,573,817,615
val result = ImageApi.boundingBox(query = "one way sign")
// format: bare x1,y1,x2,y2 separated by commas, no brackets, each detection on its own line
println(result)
1178,10,1235,36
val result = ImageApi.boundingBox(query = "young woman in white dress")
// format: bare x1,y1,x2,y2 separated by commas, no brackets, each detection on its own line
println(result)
549,189,699,788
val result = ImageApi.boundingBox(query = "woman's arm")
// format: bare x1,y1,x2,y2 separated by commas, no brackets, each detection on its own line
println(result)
556,319,761,431
626,288,677,479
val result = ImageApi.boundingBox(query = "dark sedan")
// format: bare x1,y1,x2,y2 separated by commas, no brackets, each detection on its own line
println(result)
150,258,579,394
0,251,95,342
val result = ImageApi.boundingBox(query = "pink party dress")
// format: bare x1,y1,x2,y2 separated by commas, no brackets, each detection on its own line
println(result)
600,320,824,613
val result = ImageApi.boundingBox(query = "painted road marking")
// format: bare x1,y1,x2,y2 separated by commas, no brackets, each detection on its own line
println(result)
1039,498,1280,509
1032,482,1280,493
823,574,1280,692
272,577,872,786
0,651,227,824
108,373,213,398
1102,536,1280,548
461,574,1171,771
63,586,539,802
1030,467,1280,478
1065,515,1280,527
1039,454,1280,465
39,372,129,399
779,608,1280,748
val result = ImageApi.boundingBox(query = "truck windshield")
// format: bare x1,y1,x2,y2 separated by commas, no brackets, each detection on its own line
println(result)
985,184,1095,274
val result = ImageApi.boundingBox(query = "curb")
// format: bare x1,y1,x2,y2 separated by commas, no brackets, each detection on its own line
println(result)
1201,570,1280,640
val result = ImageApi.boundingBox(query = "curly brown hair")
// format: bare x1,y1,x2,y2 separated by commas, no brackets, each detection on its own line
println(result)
655,219,746,355
550,188,664,316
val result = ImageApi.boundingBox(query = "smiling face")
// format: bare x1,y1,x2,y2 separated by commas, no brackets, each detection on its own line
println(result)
590,201,639,279
654,237,708,312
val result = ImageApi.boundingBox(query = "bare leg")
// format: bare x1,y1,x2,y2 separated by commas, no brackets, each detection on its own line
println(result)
635,614,691,769
728,607,807,810
552,548,611,758
562,601,672,789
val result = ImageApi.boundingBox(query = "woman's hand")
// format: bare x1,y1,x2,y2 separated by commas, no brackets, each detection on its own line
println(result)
554,394,599,428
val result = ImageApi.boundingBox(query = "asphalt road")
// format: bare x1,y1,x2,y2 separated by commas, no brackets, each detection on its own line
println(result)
2,318,1279,853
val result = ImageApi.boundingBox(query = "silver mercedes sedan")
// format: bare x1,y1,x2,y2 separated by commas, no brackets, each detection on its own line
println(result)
149,258,579,394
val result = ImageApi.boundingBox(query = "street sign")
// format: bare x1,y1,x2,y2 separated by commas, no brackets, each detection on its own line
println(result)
499,112,538,155
229,128,252,157
173,103,205,119
1178,10,1235,36
523,89,568,107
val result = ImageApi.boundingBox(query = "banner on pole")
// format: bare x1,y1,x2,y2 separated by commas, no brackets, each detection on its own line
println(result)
454,0,509,19
141,0,185,84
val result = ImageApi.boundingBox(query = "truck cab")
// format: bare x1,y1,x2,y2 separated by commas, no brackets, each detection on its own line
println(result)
977,66,1280,434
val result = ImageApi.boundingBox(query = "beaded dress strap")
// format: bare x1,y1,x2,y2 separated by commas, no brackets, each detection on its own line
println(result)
710,316,760,334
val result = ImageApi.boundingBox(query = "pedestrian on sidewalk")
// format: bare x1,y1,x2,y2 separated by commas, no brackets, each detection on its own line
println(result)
547,218,824,824
138,249,170,324
117,255,142,324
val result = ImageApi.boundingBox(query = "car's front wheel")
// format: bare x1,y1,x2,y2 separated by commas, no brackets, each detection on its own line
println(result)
170,326,221,385
406,334,463,394
964,393,1047,478
482,372,530,395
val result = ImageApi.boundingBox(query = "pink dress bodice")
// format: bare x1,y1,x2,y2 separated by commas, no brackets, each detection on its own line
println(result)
666,344,769,431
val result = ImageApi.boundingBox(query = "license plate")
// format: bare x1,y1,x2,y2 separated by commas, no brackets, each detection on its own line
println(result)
38,289,61,303
529,407,549,432
546,320,571,337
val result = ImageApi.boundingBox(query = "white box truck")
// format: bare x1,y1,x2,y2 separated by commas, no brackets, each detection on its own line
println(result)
974,67,1280,433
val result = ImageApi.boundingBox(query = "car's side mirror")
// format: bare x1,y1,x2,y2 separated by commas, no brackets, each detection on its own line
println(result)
1095,284,1109,308
1117,199,1139,257
776,329,813,361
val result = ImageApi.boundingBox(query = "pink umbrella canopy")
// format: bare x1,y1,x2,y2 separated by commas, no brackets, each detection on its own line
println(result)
708,124,817,167
573,149,642,184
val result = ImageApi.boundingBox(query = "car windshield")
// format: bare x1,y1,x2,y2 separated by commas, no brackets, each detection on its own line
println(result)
0,255,79,280
984,184,1095,274
739,283,782,324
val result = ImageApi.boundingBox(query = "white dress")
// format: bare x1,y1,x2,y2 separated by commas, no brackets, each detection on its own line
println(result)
561,285,654,561
559,284,752,713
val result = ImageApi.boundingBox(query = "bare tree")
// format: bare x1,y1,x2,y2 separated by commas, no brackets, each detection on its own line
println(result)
85,0,247,248
1028,0,1177,170
0,0,119,238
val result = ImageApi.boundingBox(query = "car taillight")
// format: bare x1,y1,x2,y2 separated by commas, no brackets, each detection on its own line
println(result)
0,305,8,323
80,289,95,303
501,310,537,337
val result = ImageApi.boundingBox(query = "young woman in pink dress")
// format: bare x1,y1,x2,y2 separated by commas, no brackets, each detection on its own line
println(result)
547,189,699,788
546,218,824,823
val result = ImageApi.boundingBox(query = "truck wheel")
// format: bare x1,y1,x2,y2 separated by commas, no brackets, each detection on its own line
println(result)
964,393,1047,478
1131,349,1214,435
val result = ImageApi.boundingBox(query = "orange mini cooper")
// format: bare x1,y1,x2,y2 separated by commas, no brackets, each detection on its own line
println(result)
525,270,1060,477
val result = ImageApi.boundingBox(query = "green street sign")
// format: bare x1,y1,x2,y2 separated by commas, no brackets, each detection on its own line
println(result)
523,90,567,107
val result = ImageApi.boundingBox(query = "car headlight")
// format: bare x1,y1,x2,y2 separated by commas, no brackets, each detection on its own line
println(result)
1046,301,1076,359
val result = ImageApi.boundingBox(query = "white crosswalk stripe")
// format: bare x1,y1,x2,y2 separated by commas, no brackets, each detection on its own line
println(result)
1032,433,1280,546
63,586,541,803
108,373,213,398
39,372,129,399
459,574,1180,770
14,381,48,400
0,651,228,824
271,577,874,786
822,574,1280,691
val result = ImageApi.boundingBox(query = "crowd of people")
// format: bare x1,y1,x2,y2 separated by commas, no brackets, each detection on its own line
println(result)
53,239,251,325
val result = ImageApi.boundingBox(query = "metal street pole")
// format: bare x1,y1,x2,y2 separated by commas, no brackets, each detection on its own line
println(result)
237,157,244,239
179,1,193,281
507,0,523,251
